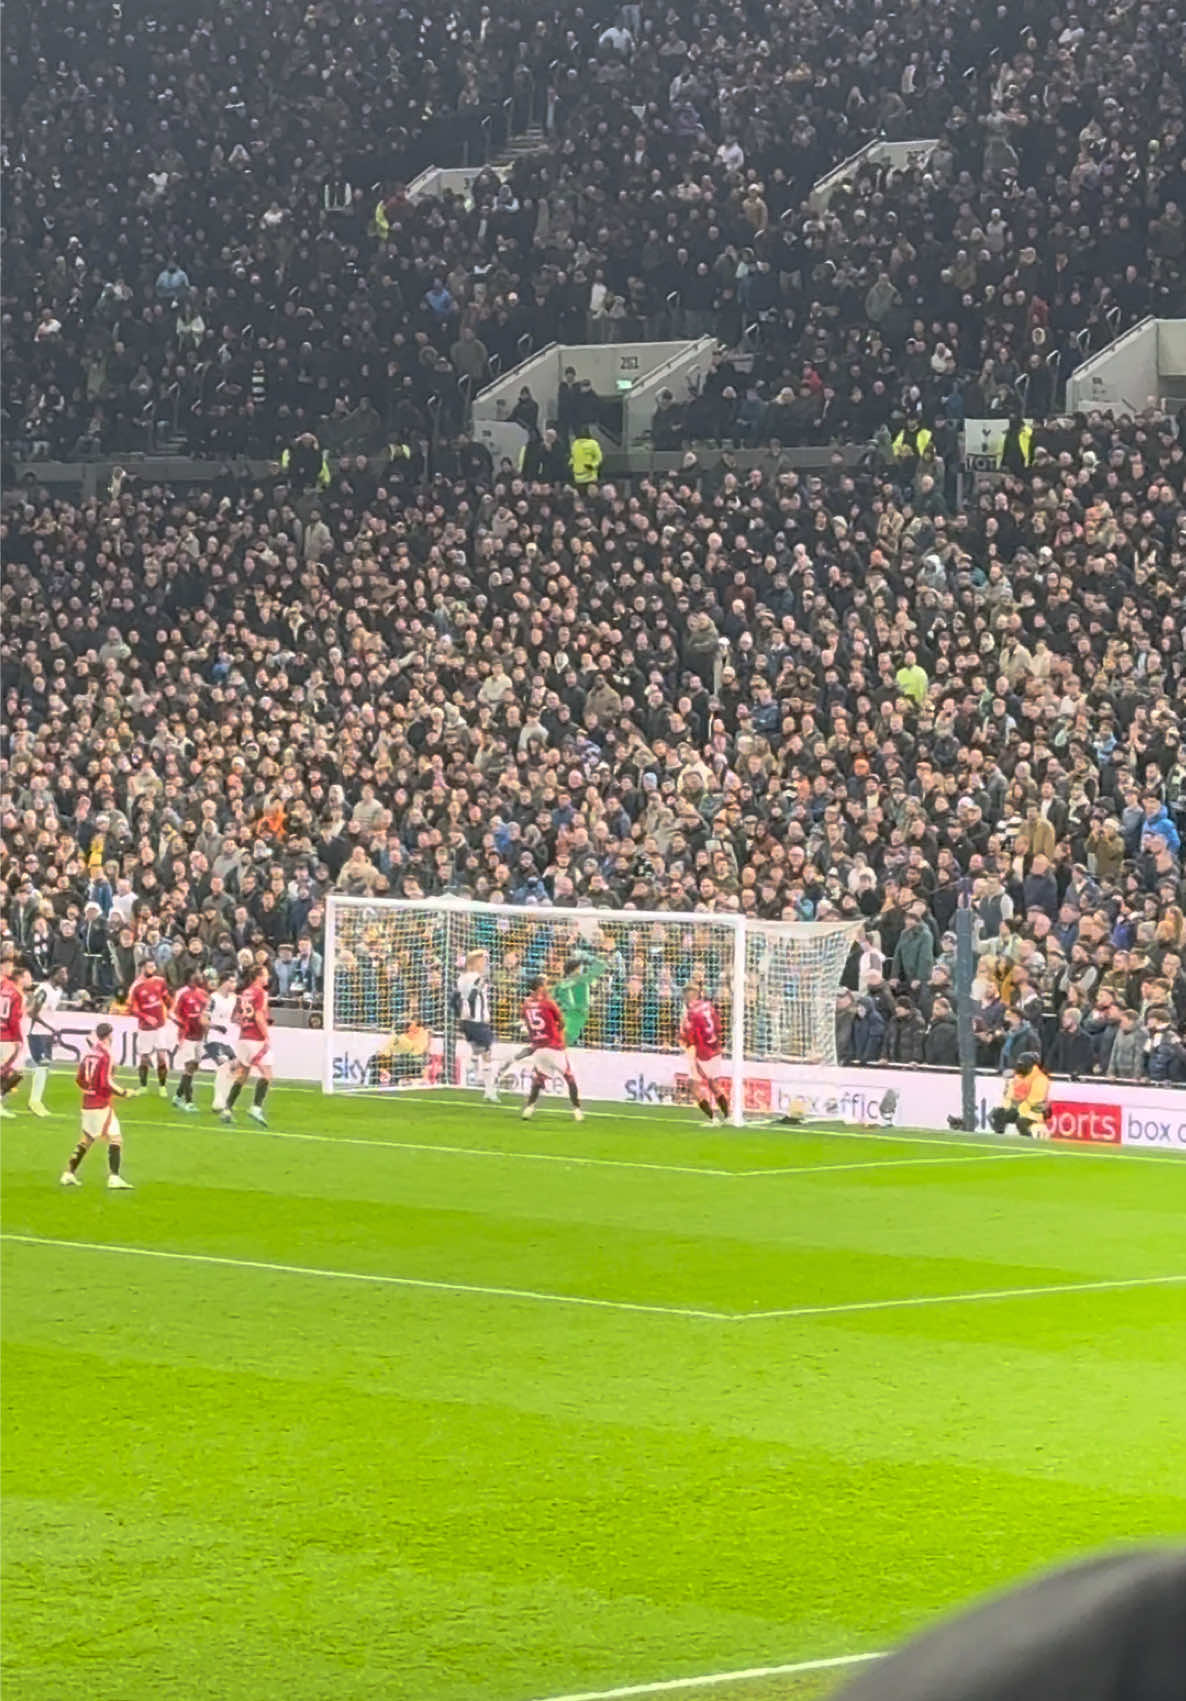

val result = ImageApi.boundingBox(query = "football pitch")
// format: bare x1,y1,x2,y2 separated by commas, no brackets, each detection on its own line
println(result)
3,1085,1185,1701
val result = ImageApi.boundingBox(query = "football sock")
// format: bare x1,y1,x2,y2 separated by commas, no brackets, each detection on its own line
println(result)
31,1066,48,1103
226,1080,243,1110
179,1069,194,1102
564,1072,581,1109
526,1073,544,1107
157,1060,169,1086
68,1139,89,1173
213,1061,233,1108
1,1069,21,1097
253,1079,269,1108
138,1061,149,1088
108,1143,122,1175
696,1097,715,1120
715,1092,730,1118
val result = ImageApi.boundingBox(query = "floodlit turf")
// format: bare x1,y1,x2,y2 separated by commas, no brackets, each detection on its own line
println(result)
3,1082,1185,1701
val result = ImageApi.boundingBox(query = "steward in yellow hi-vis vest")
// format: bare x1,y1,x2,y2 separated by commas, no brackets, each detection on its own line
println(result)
990,1054,1051,1138
570,433,603,486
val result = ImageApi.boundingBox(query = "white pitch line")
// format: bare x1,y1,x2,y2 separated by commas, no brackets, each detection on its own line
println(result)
90,1117,737,1179
6,1235,1182,1330
740,1271,1186,1322
520,1650,883,1701
0,1235,727,1322
21,1113,1036,1180
735,1151,1034,1178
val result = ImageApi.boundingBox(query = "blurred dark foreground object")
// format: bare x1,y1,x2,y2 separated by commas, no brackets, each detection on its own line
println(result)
835,1550,1186,1701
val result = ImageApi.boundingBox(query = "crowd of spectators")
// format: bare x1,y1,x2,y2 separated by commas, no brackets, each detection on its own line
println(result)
6,0,1185,462
3,396,1185,1079
3,0,1186,1086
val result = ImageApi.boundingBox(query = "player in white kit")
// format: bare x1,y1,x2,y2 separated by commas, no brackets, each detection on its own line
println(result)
455,949,499,1102
26,966,69,1116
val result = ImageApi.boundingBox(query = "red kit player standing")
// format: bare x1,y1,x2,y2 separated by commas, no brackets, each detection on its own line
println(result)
0,963,31,1118
127,966,172,1096
222,964,272,1127
171,971,211,1114
680,986,731,1125
60,1021,133,1189
520,976,583,1121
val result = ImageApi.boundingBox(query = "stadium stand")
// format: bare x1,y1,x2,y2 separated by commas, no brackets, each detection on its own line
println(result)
2,0,1185,1080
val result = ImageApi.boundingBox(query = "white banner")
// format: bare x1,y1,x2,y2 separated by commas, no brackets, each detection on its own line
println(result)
43,1014,1186,1154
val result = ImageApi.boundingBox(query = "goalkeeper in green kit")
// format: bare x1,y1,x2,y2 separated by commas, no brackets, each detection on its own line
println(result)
498,952,608,1090
553,954,609,1047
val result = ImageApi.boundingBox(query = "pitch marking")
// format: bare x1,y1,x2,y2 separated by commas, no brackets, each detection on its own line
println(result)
741,1271,1186,1321
5,1236,1182,1327
520,1649,883,1701
0,1236,727,1322
23,1114,1055,1179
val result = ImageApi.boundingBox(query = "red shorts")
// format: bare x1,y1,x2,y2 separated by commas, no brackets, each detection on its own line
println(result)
691,1053,726,1086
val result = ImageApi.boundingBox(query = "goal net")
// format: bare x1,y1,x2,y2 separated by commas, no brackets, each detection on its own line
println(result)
323,897,858,1123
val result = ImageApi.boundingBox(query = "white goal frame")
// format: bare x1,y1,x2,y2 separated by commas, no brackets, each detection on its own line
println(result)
322,895,859,1127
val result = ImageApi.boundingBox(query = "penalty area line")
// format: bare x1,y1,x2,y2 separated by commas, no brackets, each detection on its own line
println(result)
740,1271,1186,1322
0,1235,728,1323
519,1649,884,1701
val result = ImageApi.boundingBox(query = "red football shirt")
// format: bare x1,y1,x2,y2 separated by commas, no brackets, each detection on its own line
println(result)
77,1045,116,1109
522,994,565,1051
680,999,723,1062
173,986,210,1042
128,975,169,1031
0,977,24,1042
238,983,269,1040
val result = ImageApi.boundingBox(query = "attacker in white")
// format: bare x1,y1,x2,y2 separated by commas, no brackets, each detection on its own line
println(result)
26,967,68,1116
207,973,240,1112
455,949,498,1102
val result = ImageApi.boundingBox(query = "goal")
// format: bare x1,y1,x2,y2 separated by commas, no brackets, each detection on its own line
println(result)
322,897,859,1124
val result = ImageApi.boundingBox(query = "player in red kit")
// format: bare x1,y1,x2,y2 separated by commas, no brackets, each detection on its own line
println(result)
171,971,210,1114
520,976,583,1121
61,1021,132,1189
680,986,731,1124
222,964,272,1126
127,967,172,1096
0,964,31,1118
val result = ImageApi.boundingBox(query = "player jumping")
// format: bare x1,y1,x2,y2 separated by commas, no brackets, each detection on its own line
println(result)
60,1021,133,1189
171,970,211,1113
127,964,172,1096
221,964,272,1127
680,986,731,1125
553,952,609,1048
26,966,69,1116
456,949,499,1102
520,976,583,1121
0,962,31,1119
498,949,607,1088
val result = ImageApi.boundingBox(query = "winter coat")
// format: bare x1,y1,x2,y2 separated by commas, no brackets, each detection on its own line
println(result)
852,1001,887,1064
1047,1027,1096,1078
886,1011,927,1064
923,1016,960,1067
892,922,935,986
1108,1025,1147,1079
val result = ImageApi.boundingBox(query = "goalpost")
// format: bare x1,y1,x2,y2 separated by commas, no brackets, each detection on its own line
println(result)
322,897,858,1126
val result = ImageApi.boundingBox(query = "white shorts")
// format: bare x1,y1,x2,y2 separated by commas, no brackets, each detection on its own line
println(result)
137,1027,170,1056
175,1039,203,1068
1,1038,26,1072
529,1047,571,1080
691,1053,726,1086
236,1038,271,1072
82,1107,121,1141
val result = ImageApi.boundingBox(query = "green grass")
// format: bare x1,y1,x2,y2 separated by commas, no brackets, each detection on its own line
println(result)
3,1083,1185,1701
